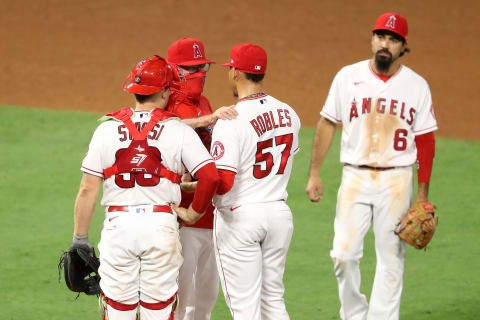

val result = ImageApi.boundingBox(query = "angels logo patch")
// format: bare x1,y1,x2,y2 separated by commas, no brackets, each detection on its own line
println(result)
193,43,203,59
211,141,225,160
385,15,397,29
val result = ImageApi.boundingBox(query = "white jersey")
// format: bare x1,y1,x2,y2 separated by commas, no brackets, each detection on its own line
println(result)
321,60,438,167
81,109,213,207
211,94,301,209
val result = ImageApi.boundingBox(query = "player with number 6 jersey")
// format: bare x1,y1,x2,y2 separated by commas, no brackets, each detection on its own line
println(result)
211,44,300,320
306,13,437,320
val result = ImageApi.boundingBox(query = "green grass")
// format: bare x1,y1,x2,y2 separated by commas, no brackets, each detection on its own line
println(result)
0,106,479,319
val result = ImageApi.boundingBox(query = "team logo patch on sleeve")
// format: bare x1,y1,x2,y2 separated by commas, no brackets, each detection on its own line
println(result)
211,141,225,160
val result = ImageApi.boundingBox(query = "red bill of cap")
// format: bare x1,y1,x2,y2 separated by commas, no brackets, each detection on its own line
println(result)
167,38,215,66
221,43,267,74
372,12,408,40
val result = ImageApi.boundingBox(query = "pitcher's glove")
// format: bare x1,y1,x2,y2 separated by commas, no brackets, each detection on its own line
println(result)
395,201,438,249
58,235,100,296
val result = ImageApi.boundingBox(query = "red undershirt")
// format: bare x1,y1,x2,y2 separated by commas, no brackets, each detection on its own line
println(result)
217,169,236,195
372,70,393,83
415,132,435,183
190,162,219,213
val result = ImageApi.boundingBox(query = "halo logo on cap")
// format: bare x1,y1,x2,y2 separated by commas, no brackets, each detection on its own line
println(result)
254,66,261,71
134,76,141,83
385,15,396,29
372,12,408,40
193,43,203,59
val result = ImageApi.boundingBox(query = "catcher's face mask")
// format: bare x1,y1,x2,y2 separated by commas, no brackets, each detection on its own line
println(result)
171,65,207,102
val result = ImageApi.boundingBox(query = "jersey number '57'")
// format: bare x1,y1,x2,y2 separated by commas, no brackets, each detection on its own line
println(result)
253,133,293,179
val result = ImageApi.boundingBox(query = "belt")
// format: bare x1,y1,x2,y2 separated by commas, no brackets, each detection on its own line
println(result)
357,165,395,171
107,205,172,214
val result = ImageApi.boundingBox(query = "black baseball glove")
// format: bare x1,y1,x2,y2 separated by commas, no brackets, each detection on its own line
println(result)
58,239,101,296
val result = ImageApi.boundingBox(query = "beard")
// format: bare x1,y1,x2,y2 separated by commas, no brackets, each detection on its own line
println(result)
374,49,393,72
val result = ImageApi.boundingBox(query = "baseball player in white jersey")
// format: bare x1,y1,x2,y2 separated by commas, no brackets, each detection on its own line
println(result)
210,44,301,320
72,55,219,320
306,13,437,320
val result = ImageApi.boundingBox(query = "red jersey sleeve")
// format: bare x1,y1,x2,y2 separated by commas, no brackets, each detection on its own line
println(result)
415,132,435,183
217,169,236,195
191,162,219,213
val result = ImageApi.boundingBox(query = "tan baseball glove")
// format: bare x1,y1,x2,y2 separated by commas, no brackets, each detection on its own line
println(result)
395,201,438,249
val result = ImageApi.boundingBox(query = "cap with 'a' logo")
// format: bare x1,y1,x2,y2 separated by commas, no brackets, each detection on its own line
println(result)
372,12,408,40
221,43,267,75
167,38,216,66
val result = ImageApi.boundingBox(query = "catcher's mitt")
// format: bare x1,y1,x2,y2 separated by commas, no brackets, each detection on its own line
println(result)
58,246,101,296
395,201,438,249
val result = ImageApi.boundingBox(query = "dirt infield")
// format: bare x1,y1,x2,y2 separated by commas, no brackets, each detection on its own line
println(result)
1,0,478,140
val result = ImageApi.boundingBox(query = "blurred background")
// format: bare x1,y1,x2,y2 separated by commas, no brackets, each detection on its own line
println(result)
1,0,478,139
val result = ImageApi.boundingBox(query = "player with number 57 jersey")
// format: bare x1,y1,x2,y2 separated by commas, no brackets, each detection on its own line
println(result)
211,44,300,320
211,93,300,209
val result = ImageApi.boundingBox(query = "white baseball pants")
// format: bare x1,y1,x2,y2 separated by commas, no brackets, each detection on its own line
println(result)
98,205,183,320
330,166,413,320
174,227,219,320
214,201,293,320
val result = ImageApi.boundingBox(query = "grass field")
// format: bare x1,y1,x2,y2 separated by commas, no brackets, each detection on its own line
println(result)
1,106,479,319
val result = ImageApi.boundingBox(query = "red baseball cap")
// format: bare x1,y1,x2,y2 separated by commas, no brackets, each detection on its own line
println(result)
372,12,408,40
221,43,267,75
167,38,215,66
123,55,173,95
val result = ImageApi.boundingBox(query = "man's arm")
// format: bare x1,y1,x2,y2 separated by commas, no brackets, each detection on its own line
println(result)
183,106,238,129
74,173,102,237
414,132,435,202
216,169,236,195
172,162,219,225
416,183,429,202
305,116,336,202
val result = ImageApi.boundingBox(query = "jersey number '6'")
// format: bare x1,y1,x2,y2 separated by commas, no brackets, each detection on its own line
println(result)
253,133,293,179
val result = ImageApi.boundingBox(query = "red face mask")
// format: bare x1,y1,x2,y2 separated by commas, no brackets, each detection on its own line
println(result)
171,67,206,103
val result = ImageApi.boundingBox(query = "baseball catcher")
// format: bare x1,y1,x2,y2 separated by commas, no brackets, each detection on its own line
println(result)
395,201,438,249
58,235,100,296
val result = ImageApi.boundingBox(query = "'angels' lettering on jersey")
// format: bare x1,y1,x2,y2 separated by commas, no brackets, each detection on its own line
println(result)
349,97,415,125
321,60,438,167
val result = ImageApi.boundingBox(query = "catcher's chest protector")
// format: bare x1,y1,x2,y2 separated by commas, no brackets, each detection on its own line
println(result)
103,107,181,184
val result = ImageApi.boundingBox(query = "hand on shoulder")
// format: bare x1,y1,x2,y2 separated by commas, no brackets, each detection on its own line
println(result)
212,105,238,123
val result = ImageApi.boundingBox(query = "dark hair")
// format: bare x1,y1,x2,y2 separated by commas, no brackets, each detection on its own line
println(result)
134,93,155,103
245,72,265,83
373,30,410,56
399,47,411,57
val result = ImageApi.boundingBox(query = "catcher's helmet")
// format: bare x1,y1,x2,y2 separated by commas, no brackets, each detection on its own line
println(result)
123,55,173,95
